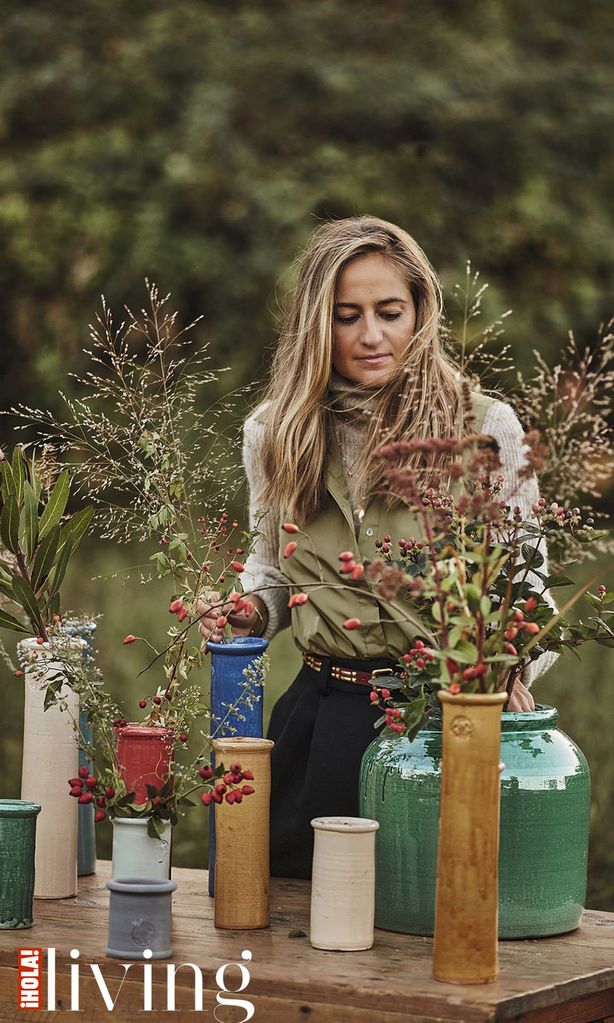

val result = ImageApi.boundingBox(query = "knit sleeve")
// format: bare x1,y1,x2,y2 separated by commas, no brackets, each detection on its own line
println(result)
241,411,292,640
482,400,559,688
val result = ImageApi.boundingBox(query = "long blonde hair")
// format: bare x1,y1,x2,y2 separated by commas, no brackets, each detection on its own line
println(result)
257,215,465,522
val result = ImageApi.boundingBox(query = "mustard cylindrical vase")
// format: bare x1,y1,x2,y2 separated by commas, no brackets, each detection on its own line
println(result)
432,691,507,984
213,737,273,929
19,639,80,900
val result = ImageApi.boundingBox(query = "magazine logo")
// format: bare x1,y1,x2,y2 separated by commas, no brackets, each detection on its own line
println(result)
18,948,254,1020
18,948,42,1010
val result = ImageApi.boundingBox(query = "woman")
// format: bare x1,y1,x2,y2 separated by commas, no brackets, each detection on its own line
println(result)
198,215,558,878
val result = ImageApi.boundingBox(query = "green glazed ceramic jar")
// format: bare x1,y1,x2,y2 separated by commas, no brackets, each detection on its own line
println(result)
0,799,41,929
359,705,590,938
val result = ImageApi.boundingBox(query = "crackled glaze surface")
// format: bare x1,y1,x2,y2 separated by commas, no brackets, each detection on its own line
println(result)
0,800,40,928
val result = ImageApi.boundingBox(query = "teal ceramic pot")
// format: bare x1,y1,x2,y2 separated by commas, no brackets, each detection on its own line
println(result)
359,705,590,939
0,800,41,928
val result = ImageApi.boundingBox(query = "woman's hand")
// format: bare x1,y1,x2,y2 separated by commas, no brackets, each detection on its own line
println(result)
505,677,535,712
196,591,268,645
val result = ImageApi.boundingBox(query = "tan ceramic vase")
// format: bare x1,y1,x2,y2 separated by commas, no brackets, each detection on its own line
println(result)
432,691,507,984
19,639,80,899
213,737,274,929
310,816,379,951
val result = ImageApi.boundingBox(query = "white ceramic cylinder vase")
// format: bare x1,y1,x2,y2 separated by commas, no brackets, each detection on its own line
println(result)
19,639,80,900
111,817,172,880
310,816,379,951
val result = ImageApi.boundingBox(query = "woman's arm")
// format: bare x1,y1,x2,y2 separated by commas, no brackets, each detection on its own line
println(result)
241,412,292,640
482,400,560,690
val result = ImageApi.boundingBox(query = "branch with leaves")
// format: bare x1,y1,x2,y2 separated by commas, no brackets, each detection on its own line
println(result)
0,446,93,640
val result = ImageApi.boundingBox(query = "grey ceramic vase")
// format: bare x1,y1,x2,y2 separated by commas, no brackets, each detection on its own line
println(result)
106,877,177,960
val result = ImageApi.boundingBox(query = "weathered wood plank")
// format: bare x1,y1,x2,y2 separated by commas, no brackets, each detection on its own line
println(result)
0,967,477,1023
506,987,614,1022
0,862,611,1023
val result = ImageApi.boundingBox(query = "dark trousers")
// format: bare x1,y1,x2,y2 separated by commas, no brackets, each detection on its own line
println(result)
266,654,392,879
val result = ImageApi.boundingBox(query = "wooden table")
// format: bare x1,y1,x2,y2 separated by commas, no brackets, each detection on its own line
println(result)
0,862,613,1022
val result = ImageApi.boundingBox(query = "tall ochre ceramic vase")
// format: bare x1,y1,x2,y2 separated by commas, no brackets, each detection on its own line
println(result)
19,639,81,899
432,691,506,984
206,637,268,896
359,703,590,942
212,737,273,929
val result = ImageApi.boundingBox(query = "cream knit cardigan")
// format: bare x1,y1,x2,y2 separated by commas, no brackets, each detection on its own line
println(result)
241,399,559,688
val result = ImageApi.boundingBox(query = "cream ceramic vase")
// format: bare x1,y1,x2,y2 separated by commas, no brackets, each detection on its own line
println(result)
310,816,379,951
111,817,172,880
19,639,80,899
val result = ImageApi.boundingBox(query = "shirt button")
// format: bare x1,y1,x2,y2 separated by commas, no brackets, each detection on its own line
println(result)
365,527,374,537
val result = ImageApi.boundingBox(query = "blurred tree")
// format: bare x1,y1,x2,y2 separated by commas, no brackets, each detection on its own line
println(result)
0,0,613,425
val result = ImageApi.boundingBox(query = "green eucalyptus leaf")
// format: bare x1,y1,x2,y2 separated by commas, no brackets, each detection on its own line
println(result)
28,455,41,504
44,679,64,712
62,505,94,554
22,481,38,559
543,574,574,588
0,460,15,499
0,495,20,554
0,607,29,633
159,776,173,797
46,591,61,620
464,584,481,607
403,695,426,725
511,581,533,601
39,469,71,539
447,624,463,648
11,576,43,633
521,544,544,569
31,524,61,593
11,446,25,504
115,792,137,808
447,642,479,664
147,816,164,840
47,536,73,603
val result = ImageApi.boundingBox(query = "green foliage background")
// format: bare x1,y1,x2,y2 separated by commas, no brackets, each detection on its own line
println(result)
0,1,612,907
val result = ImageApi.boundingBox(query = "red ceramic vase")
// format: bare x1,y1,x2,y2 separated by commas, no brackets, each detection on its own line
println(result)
115,725,174,805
